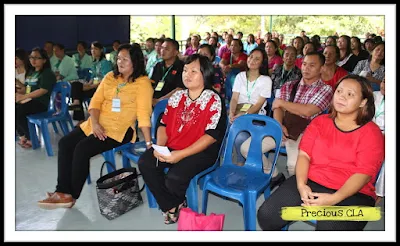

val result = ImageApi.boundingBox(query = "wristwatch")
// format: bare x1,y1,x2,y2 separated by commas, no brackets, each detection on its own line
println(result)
146,141,153,146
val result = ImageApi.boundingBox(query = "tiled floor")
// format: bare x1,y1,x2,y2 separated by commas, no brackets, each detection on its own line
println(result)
14,121,385,235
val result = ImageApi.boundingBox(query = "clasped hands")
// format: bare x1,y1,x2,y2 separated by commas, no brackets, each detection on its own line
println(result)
298,184,337,206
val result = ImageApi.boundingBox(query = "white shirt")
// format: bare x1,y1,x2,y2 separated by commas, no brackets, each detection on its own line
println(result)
373,91,385,133
15,69,26,83
232,71,272,115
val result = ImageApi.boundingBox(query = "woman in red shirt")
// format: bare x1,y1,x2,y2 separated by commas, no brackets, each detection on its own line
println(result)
139,54,227,225
321,45,348,88
257,74,384,231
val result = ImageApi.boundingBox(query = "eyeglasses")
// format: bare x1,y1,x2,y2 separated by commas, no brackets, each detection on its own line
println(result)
29,56,43,60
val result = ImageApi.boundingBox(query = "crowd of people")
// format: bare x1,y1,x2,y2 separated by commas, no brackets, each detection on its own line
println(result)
15,28,385,231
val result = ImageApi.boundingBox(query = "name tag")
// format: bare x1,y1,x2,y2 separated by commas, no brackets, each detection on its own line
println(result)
155,81,165,91
240,103,252,112
275,89,281,98
112,98,121,112
93,77,100,85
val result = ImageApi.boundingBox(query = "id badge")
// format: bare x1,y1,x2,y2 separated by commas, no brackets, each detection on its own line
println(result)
155,81,165,91
240,103,252,112
112,98,121,112
275,89,281,99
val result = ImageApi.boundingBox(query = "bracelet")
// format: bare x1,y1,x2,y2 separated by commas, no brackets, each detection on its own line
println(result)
146,141,153,146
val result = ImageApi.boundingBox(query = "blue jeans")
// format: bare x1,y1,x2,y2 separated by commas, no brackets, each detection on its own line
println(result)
234,131,250,163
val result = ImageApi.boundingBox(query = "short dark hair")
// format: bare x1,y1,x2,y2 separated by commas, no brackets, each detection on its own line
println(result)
163,38,179,52
113,43,146,82
146,37,155,43
198,44,216,62
324,44,340,62
16,48,31,71
304,51,325,66
77,41,88,50
329,74,375,126
231,38,244,53
368,41,385,65
113,40,121,44
373,36,383,43
53,43,65,50
184,53,214,90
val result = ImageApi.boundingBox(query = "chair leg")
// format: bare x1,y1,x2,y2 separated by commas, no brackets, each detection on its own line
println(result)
145,185,158,208
52,122,59,134
41,122,53,156
122,155,131,169
67,113,74,130
28,121,40,149
243,193,257,231
86,173,92,185
101,150,116,173
59,121,69,135
186,177,199,213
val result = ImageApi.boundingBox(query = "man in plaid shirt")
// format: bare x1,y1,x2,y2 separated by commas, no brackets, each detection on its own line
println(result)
240,52,333,189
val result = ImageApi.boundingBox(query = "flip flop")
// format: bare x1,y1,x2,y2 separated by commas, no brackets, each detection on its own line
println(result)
21,141,33,149
17,138,27,147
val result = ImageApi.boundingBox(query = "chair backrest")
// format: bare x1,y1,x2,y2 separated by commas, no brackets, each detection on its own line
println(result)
48,81,71,114
151,98,169,140
223,114,283,174
266,94,275,117
214,56,221,64
224,68,241,102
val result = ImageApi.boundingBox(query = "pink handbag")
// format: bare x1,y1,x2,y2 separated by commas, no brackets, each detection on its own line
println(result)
178,208,225,231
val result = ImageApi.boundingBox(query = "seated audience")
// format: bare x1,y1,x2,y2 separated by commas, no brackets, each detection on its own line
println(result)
350,36,370,60
69,41,113,124
352,42,385,91
52,43,79,82
295,42,316,69
257,74,384,231
240,52,333,188
15,48,31,84
336,35,361,73
146,38,163,78
321,45,348,88
16,47,56,148
219,38,248,75
271,46,302,98
198,44,224,94
108,40,120,66
38,43,153,209
151,38,185,107
265,40,283,75
72,41,92,71
139,54,227,224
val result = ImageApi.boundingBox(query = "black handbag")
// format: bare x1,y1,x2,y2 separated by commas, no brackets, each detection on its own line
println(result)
96,161,144,220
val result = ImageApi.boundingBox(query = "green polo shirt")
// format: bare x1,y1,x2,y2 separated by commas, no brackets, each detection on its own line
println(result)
24,68,56,107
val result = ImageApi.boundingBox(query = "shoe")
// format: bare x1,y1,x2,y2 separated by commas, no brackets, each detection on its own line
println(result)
164,201,186,225
270,173,286,190
38,192,76,210
68,104,82,111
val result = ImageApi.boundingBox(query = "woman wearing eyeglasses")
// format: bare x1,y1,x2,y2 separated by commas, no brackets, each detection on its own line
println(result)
15,47,56,148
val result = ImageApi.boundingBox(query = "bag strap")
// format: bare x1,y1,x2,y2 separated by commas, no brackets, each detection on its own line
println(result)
289,80,301,103
114,174,145,194
100,161,117,177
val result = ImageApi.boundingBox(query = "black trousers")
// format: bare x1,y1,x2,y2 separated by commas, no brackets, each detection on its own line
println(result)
138,148,217,212
70,82,96,121
257,175,376,231
16,100,48,140
56,126,133,199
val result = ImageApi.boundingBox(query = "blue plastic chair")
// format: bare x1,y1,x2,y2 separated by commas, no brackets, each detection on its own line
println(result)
143,116,229,212
27,81,74,156
214,56,221,64
201,114,283,230
77,68,92,82
224,68,241,104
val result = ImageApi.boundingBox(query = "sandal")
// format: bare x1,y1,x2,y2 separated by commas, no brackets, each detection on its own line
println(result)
17,137,27,147
164,201,187,225
21,140,33,149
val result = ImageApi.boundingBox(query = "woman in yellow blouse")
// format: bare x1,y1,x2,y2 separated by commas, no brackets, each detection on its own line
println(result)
38,43,154,209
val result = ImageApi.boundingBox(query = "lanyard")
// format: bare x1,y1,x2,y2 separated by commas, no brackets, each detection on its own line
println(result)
55,59,62,69
230,53,233,65
161,65,173,81
116,82,127,96
281,68,292,85
375,97,384,119
246,74,259,102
